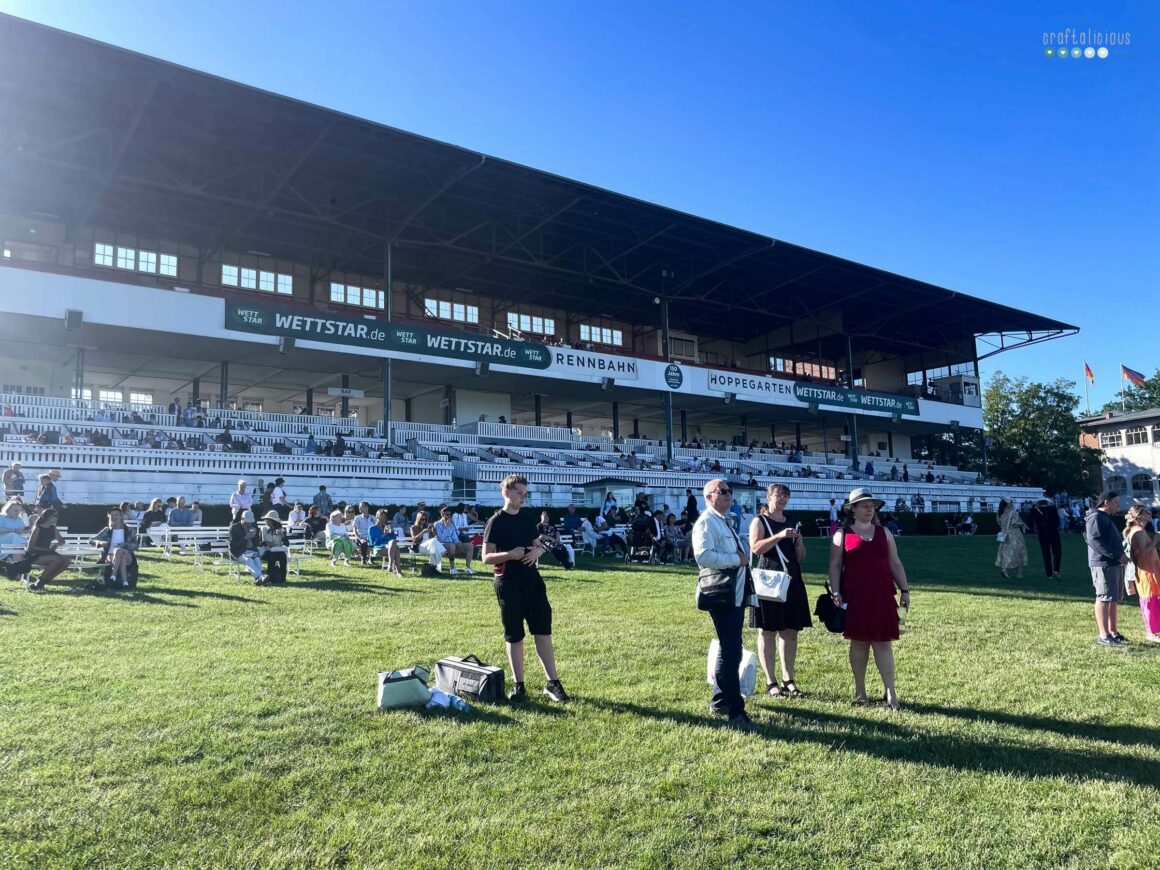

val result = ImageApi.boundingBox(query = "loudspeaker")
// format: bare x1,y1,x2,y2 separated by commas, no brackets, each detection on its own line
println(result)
950,420,960,432
64,309,83,331
601,377,614,391
723,393,736,405
475,361,489,376
278,336,294,354
892,412,903,424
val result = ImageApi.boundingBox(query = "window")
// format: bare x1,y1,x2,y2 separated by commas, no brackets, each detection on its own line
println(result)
506,312,553,335
223,264,292,294
333,282,385,310
259,271,275,293
116,247,135,270
424,296,478,323
1126,426,1148,446
242,401,263,412
316,406,335,417
99,389,122,403
71,387,93,401
138,250,157,273
579,324,623,346
1100,430,1123,448
1132,474,1153,495
669,337,696,359
277,273,292,295
1106,475,1127,492
222,264,239,286
129,392,153,405
94,243,114,267
159,254,178,277
2,247,10,259
1152,426,1160,443
240,268,257,289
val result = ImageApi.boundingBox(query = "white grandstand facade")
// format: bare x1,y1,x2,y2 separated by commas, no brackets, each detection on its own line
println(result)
0,15,1074,514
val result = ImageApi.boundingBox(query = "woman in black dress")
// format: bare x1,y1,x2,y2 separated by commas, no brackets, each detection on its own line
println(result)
748,483,811,697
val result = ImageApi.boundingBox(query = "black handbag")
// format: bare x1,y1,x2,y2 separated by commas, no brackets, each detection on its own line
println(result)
814,581,846,633
434,655,505,703
695,567,737,611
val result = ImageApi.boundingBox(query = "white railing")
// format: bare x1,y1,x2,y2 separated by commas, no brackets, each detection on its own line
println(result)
0,391,169,415
461,422,573,442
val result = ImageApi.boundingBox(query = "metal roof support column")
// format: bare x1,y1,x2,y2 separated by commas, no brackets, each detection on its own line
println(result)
680,410,687,443
534,394,542,427
219,362,229,410
382,242,393,445
73,347,85,409
305,388,313,416
612,402,620,441
661,293,674,465
191,377,200,407
340,375,350,419
846,335,859,471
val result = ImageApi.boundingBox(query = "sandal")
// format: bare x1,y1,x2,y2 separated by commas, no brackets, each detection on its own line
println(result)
766,682,786,699
781,680,806,698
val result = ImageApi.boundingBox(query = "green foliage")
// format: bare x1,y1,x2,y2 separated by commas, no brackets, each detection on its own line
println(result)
984,372,1101,496
1101,368,1160,413
3,538,1159,866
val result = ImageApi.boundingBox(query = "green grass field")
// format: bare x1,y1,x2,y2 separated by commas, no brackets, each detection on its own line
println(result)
2,534,1158,868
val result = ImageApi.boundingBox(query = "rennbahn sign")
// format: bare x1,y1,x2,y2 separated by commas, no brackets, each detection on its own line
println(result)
793,383,919,416
551,349,639,380
225,303,551,369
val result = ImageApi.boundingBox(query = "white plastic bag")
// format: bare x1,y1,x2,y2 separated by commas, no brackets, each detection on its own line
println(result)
706,639,757,698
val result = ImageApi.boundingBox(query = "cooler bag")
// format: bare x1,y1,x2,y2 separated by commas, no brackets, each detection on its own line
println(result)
376,665,431,709
434,655,506,703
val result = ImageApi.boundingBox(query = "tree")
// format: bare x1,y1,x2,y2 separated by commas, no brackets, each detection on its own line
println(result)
1100,368,1160,413
983,372,1101,496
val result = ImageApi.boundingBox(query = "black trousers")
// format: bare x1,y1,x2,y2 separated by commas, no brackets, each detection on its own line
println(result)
1038,532,1062,576
265,550,288,583
709,604,746,718
546,545,573,569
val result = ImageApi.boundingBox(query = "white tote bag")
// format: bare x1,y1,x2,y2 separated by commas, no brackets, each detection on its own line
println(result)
706,640,757,698
752,526,791,603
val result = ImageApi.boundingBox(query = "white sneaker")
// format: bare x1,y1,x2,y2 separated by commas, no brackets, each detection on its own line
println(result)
465,567,475,575
450,567,460,576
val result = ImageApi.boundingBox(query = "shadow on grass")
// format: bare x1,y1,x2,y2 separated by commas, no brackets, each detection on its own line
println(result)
901,701,1160,748
588,698,1160,788
291,578,426,595
64,582,266,606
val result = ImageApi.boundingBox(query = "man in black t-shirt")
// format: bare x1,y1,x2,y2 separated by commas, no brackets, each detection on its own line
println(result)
482,474,568,703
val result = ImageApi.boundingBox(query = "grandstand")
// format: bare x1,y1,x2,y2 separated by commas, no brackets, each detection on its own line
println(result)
0,14,1073,515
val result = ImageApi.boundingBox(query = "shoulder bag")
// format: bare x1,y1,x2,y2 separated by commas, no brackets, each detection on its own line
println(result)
751,516,791,603
996,512,1010,543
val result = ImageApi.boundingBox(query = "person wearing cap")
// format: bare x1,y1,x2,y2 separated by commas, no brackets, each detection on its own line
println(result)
1030,499,1063,580
228,480,252,513
828,488,910,711
1087,491,1130,646
229,508,265,584
692,478,754,731
259,510,289,584
3,461,24,500
995,498,1028,580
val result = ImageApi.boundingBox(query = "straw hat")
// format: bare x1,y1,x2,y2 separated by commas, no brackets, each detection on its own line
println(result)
261,510,282,523
841,487,885,513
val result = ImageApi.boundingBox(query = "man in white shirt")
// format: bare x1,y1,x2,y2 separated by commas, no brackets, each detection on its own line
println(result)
229,480,252,514
272,477,288,520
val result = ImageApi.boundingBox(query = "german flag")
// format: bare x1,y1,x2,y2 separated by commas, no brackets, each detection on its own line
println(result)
1122,365,1147,387
1084,361,1094,385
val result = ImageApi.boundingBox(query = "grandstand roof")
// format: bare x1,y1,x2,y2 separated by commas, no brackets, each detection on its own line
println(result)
0,13,1077,360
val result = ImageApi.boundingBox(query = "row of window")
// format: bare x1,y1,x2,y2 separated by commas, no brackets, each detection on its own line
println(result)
95,243,178,277
770,357,838,380
579,324,624,347
222,264,294,295
425,298,480,324
332,283,386,310
507,312,555,336
2,384,46,396
70,388,155,405
1106,474,1157,494
1100,426,1160,448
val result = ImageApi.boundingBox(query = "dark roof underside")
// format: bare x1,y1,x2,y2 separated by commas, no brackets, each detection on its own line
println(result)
0,14,1076,360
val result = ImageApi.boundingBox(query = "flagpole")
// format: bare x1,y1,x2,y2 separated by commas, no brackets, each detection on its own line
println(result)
1121,368,1126,412
1084,365,1090,415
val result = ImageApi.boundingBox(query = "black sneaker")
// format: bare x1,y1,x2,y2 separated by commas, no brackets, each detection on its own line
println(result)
1097,635,1116,646
1112,633,1129,646
507,682,527,702
726,712,755,731
543,679,569,702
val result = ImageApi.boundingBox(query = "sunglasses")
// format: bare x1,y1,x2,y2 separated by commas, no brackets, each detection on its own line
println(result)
713,488,733,495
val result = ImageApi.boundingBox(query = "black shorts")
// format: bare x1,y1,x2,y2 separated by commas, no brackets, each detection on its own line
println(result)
493,573,552,642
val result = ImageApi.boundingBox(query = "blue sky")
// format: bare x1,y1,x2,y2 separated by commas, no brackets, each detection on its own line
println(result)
3,0,1156,410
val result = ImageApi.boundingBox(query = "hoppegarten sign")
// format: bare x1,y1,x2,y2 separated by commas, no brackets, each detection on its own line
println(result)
793,383,919,416
225,303,550,369
707,370,795,399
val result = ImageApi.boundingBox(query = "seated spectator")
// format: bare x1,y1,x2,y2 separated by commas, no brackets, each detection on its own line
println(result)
367,510,402,575
390,506,409,532
189,502,203,526
410,513,445,572
593,513,627,556
435,506,475,574
168,497,193,527
140,498,168,544
128,501,147,521
352,502,376,565
35,473,65,513
561,504,582,536
288,502,307,526
452,502,470,533
259,511,289,584
0,498,29,547
90,508,139,588
229,509,264,584
22,508,69,591
662,513,688,562
326,510,354,567
303,505,327,543
580,516,599,553
536,511,574,569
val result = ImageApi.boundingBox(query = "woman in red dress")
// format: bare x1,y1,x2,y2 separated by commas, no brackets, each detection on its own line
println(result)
828,488,911,710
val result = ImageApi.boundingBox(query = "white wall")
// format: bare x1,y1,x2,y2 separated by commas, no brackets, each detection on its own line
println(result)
454,389,512,424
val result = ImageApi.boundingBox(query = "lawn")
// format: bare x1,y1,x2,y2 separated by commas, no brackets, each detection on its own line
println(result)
2,534,1158,868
